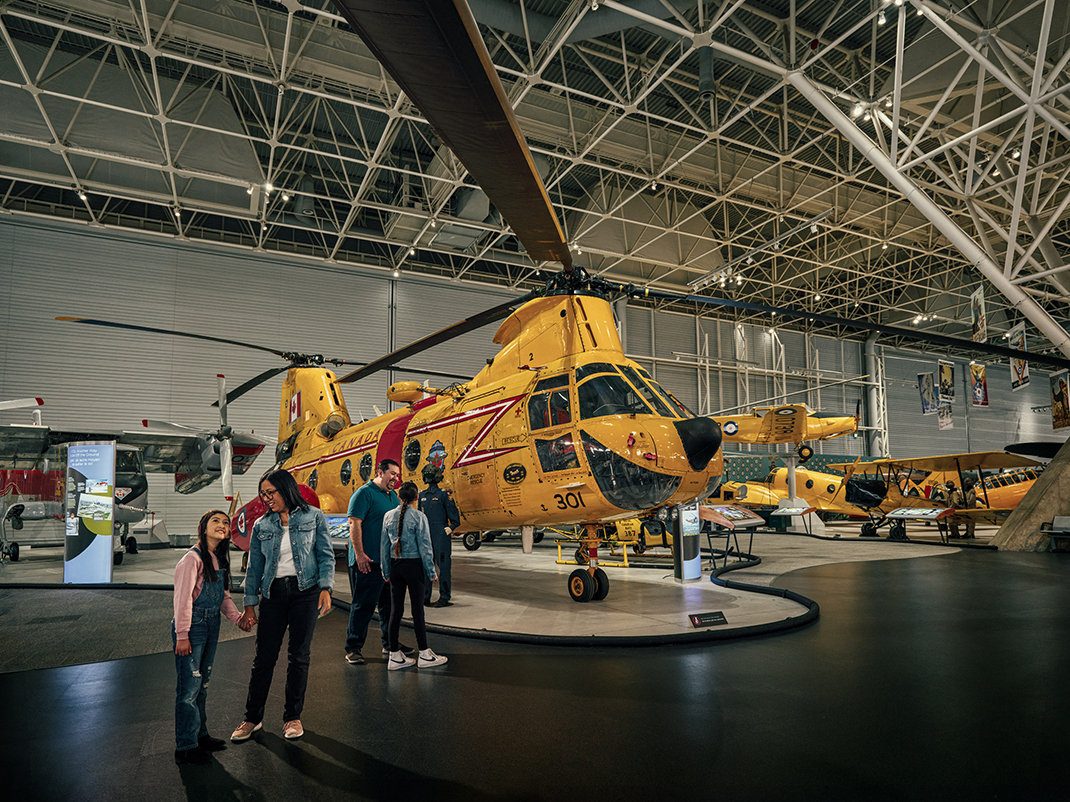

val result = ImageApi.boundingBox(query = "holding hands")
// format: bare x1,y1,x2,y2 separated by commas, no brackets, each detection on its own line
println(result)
239,606,258,631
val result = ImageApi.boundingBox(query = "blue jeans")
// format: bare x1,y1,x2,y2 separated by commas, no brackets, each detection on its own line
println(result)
345,560,390,654
173,610,220,750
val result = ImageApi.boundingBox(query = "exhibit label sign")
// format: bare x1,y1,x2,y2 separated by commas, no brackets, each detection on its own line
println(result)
673,501,702,582
689,611,727,628
63,441,116,584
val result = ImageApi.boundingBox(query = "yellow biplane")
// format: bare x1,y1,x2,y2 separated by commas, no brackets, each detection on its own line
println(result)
721,451,1042,540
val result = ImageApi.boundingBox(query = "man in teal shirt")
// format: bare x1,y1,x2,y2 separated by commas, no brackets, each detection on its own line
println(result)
344,459,404,664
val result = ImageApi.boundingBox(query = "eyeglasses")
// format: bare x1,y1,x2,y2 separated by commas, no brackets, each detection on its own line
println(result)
259,487,278,501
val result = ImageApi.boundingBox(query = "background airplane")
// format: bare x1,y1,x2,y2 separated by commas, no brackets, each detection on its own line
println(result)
0,382,269,561
713,402,859,460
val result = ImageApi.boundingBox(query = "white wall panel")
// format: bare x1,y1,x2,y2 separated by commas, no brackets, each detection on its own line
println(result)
625,306,652,357
0,216,394,537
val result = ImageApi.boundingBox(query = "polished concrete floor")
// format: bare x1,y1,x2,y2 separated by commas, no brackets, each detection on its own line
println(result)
2,538,1068,801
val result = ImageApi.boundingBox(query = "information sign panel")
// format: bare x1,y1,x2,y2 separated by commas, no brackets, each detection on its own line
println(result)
673,501,702,581
63,441,116,584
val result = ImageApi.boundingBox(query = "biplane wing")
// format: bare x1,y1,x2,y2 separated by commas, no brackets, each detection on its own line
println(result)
828,451,1042,475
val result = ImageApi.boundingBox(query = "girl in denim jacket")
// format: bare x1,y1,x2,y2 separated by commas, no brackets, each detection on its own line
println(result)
381,481,448,669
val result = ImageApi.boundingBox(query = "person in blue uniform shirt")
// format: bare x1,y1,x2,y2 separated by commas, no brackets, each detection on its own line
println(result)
419,464,460,608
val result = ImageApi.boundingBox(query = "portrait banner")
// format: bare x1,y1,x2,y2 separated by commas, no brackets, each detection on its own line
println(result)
1010,323,1029,391
937,403,954,430
938,360,955,404
918,373,937,415
1051,370,1070,430
969,363,989,407
971,286,987,343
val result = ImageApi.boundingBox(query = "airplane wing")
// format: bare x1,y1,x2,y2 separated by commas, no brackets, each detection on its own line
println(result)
0,424,121,468
828,451,1042,474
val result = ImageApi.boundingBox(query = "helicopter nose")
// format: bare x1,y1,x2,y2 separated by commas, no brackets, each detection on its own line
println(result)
674,417,722,471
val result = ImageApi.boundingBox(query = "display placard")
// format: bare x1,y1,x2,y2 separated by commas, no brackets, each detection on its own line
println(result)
884,507,952,521
689,611,728,628
325,515,350,551
673,501,702,581
63,441,116,584
768,505,815,518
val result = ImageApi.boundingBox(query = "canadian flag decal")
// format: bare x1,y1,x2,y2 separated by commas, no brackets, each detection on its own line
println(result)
288,391,302,424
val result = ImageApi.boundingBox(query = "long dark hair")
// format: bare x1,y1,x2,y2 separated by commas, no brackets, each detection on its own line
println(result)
260,468,309,513
196,509,231,587
394,481,419,558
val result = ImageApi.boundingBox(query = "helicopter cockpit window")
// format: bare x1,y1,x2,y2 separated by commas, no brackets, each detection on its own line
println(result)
116,450,142,473
528,375,572,431
617,365,675,417
578,374,653,419
535,433,580,473
635,367,695,418
575,363,618,383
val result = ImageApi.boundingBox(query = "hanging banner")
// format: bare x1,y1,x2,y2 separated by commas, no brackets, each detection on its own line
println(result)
970,363,989,407
63,441,116,584
1009,323,1029,391
937,403,954,430
971,286,987,343
938,360,955,404
1051,370,1070,430
918,373,937,415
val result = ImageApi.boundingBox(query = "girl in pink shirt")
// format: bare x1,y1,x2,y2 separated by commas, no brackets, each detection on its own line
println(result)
172,510,250,765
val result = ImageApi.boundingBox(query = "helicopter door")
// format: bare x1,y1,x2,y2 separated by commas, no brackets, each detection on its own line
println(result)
527,374,590,516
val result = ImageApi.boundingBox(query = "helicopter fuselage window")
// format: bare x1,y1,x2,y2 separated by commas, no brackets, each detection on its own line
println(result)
574,363,618,383
578,375,653,419
535,433,581,473
528,375,572,431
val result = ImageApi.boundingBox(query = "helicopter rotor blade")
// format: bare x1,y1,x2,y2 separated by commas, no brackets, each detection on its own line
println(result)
211,366,293,407
336,290,539,384
328,0,571,269
56,317,289,358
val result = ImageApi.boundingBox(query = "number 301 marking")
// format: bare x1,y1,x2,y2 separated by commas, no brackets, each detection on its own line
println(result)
554,492,586,509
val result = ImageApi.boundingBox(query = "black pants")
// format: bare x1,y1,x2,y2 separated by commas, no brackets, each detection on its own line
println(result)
244,577,319,723
388,559,428,652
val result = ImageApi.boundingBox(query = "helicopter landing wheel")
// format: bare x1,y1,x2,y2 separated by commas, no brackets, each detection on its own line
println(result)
2,542,19,562
568,569,595,603
797,445,814,462
463,532,481,551
533,530,544,544
591,568,609,601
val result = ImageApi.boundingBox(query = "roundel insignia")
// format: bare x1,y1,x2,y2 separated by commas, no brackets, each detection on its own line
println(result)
503,464,527,484
723,421,739,435
236,509,246,536
775,407,797,416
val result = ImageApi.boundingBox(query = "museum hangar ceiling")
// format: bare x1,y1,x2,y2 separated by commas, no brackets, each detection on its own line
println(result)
2,0,1070,357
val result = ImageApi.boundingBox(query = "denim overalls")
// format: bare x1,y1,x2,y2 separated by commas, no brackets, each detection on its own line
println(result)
172,548,224,751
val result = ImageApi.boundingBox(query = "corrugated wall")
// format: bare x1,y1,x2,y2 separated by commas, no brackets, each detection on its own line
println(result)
0,216,518,539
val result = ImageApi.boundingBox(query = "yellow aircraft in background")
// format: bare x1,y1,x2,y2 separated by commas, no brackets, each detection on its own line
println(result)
712,403,858,460
717,450,1041,539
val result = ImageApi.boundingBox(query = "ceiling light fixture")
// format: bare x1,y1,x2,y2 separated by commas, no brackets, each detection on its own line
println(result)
882,242,888,250
894,0,904,6
863,111,871,121
264,182,273,193
281,192,290,202
393,268,401,278
746,256,754,264
430,218,437,228
885,97,892,107
917,5,923,14
408,246,415,256
810,223,818,233
814,293,821,301
878,9,886,25
852,103,863,117
1013,149,1021,158
246,185,254,195
650,180,658,191
77,190,87,201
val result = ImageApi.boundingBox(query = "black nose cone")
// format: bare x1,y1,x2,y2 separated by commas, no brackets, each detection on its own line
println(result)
674,417,722,471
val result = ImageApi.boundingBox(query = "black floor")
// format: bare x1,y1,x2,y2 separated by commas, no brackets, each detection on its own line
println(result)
3,550,1069,801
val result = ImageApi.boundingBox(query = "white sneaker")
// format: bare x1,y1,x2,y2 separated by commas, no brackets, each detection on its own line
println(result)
417,648,448,668
387,650,415,670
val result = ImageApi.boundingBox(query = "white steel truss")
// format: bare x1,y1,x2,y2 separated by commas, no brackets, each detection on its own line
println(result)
1,0,1069,359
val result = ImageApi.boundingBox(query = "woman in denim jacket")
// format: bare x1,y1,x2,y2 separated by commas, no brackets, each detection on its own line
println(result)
230,469,334,743
380,481,448,670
